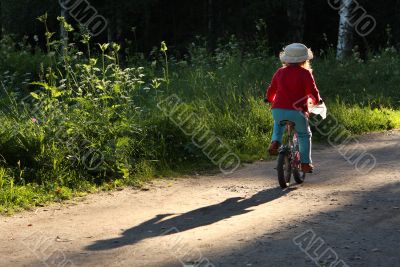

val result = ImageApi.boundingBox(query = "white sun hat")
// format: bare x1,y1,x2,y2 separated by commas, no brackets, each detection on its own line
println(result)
279,43,314,63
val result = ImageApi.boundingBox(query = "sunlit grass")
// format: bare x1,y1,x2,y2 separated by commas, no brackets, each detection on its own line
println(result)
0,25,399,213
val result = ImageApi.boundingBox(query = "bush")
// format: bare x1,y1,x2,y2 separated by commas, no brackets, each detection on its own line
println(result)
0,20,400,213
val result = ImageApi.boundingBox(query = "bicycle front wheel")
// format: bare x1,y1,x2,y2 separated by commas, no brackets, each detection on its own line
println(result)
293,151,306,184
277,152,291,188
293,169,306,184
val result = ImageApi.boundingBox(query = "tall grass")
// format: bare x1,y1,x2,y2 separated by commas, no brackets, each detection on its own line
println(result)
0,19,399,213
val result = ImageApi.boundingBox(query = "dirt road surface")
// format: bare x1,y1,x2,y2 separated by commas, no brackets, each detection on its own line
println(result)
1,130,400,267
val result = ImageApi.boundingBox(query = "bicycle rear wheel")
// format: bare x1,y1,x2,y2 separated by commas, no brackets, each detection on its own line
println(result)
277,152,291,188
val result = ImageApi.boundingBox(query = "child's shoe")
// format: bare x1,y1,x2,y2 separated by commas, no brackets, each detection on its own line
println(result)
268,141,281,156
301,163,314,173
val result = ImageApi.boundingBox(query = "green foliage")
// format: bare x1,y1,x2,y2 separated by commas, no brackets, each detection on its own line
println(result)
0,24,400,213
0,35,50,82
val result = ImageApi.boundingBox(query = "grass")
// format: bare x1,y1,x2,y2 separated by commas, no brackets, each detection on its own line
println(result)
0,20,399,214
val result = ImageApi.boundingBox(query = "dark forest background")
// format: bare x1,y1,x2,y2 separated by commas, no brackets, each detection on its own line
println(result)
0,0,399,56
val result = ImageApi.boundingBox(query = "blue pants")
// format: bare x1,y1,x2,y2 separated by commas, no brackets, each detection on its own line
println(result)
272,108,312,164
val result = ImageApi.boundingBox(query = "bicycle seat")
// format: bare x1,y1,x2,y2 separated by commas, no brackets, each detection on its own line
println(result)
279,120,296,127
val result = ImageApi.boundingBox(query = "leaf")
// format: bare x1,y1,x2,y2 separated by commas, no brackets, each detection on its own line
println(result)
99,95,113,100
111,105,122,109
51,89,62,98
99,43,110,52
64,22,74,32
89,58,98,66
31,82,63,98
57,16,74,32
117,162,130,179
104,55,115,61
81,34,91,44
116,137,130,148
31,81,49,90
30,92,40,100
45,32,55,40
112,43,121,52
96,84,105,91
37,13,48,23
160,41,168,52
72,97,88,104
113,84,121,93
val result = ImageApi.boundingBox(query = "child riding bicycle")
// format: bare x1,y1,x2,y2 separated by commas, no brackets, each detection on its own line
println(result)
265,43,322,173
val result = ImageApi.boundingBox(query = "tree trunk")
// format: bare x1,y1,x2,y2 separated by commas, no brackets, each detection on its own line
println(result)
238,0,246,39
207,0,215,51
116,16,126,67
107,2,116,45
395,0,400,50
106,2,126,66
0,0,3,40
286,0,305,43
143,5,151,52
107,18,115,45
337,0,354,60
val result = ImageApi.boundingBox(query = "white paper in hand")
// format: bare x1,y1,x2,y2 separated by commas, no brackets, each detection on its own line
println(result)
308,100,328,120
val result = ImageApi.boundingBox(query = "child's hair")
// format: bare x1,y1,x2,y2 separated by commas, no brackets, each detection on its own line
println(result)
283,60,313,72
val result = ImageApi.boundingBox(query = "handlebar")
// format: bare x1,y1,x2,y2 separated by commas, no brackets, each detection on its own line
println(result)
264,98,323,105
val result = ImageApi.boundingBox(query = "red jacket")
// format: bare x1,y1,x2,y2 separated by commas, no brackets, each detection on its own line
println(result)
266,65,321,113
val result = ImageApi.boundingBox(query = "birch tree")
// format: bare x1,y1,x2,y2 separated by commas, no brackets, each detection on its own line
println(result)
336,0,354,60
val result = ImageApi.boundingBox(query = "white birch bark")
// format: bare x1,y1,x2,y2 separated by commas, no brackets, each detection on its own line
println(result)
337,0,354,60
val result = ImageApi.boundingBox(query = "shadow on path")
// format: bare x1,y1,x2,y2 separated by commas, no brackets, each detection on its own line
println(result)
207,182,400,267
86,187,292,251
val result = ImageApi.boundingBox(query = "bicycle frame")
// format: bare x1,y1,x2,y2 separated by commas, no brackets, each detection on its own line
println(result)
279,122,301,169
276,121,305,188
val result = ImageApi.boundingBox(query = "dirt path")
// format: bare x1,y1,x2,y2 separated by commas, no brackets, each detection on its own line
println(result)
1,131,400,267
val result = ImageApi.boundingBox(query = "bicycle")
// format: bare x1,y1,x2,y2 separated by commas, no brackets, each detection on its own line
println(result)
276,120,306,189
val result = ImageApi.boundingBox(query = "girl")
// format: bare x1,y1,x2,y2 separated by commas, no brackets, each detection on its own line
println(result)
265,43,322,173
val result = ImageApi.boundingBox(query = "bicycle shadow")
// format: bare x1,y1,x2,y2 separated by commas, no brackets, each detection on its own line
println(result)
85,187,293,251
